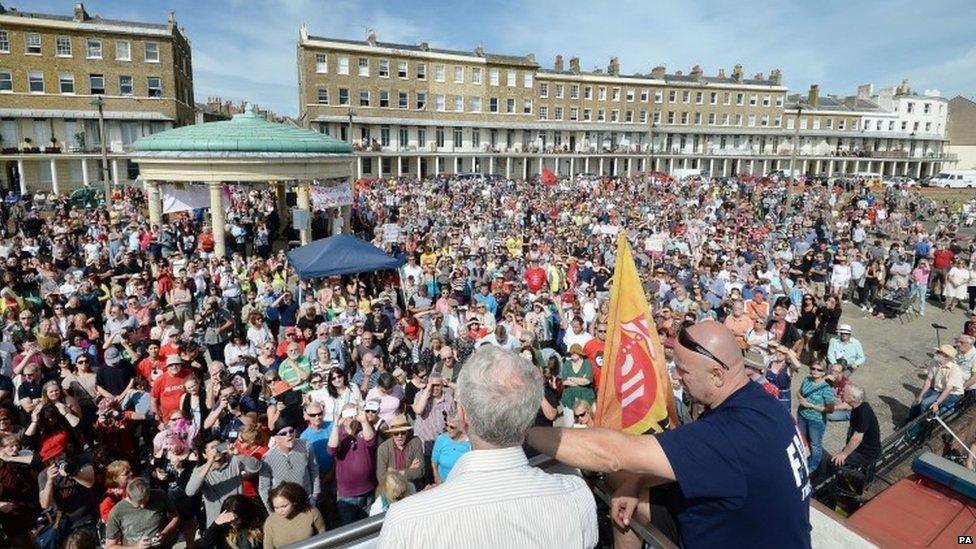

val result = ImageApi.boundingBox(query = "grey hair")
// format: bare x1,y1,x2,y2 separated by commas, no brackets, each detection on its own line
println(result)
457,346,543,447
845,383,865,404
959,335,975,346
126,477,150,504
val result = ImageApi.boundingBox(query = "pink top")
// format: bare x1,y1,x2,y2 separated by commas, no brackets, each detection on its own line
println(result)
912,266,931,285
365,385,404,424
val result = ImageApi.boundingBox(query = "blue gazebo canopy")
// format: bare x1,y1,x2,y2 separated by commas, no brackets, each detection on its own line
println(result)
286,234,404,279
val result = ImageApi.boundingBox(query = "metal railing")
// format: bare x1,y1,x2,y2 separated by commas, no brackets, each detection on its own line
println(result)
812,396,973,502
284,453,676,549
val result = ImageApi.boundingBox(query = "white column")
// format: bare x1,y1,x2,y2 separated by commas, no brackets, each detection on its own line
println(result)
584,157,590,173
598,157,604,175
489,156,496,175
640,158,645,173
708,158,714,176
668,157,674,174
16,159,26,194
397,156,403,177
356,157,363,179
50,159,60,195
111,159,121,187
377,157,384,179
722,159,727,176
916,161,922,178
208,181,227,258
570,157,575,177
81,158,90,187
296,182,311,245
435,156,441,174
146,180,162,227
505,157,512,179
553,157,559,175
522,158,528,180
613,157,618,176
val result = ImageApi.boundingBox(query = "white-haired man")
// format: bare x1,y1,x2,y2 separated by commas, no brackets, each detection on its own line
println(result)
377,346,598,548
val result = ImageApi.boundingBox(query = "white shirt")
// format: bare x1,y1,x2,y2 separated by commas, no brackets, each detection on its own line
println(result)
377,446,598,549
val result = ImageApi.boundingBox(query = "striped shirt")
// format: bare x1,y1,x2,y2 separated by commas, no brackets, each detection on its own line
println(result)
258,439,321,508
377,446,598,549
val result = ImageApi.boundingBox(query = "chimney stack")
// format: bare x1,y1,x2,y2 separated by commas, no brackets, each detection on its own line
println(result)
856,83,872,100
769,68,782,85
650,65,665,79
608,56,620,76
367,29,377,46
569,56,580,74
167,10,175,25
808,84,819,109
418,42,429,52
73,2,88,22
731,64,744,83
690,64,703,81
554,55,564,72
753,72,764,80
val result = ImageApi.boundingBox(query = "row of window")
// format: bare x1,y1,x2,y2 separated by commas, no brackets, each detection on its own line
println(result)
537,83,783,108
316,87,534,114
314,53,534,87
786,118,851,131
0,69,163,97
0,30,160,62
902,101,942,115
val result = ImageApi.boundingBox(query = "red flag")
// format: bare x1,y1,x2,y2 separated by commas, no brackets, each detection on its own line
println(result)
541,167,557,186
595,232,678,434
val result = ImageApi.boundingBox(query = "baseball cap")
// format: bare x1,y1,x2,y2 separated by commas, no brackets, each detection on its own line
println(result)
363,400,381,412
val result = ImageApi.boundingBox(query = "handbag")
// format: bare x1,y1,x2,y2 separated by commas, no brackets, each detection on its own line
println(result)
32,508,70,549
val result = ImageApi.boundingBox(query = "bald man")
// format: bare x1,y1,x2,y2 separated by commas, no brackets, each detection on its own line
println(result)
527,320,812,549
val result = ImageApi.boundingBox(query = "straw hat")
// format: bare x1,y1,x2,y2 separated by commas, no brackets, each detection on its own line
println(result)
383,414,413,434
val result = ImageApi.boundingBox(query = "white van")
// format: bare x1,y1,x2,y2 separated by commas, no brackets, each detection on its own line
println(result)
927,171,976,188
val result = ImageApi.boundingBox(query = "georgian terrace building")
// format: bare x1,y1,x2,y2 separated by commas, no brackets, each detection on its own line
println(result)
298,28,951,180
0,2,194,194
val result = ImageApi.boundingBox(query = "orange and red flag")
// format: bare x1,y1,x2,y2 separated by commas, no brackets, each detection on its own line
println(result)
540,167,557,186
595,232,677,434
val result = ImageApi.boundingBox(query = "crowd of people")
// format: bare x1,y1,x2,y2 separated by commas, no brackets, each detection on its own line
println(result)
0,168,971,548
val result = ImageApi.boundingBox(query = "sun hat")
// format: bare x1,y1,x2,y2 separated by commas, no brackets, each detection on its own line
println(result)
383,414,413,434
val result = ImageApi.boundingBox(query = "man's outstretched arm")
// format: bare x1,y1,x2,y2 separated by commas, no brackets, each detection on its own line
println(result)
526,426,675,482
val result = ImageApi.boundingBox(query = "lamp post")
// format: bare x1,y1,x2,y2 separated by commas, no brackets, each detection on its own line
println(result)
347,108,355,146
788,104,803,182
90,96,112,208
647,121,657,174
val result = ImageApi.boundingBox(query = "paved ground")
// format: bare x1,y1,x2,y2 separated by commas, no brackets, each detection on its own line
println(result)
815,298,968,454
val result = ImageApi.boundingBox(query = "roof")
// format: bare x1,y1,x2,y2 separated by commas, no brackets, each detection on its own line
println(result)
306,34,538,67
537,67,779,86
0,6,169,31
133,111,353,154
785,93,886,114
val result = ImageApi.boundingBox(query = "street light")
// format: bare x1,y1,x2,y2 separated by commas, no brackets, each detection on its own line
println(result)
90,96,112,208
788,104,803,182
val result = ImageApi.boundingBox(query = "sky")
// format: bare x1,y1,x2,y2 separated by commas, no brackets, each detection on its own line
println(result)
21,0,976,117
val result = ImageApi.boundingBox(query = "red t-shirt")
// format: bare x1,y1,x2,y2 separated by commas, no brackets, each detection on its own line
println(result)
137,356,166,384
151,368,191,420
583,338,605,390
523,267,548,293
933,249,955,270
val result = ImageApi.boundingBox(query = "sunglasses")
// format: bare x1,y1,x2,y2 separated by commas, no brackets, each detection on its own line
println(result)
445,424,457,429
574,412,588,419
278,428,296,436
307,412,323,417
364,409,378,414
677,328,732,371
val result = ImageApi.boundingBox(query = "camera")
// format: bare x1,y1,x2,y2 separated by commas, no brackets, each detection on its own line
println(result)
226,394,241,410
56,458,78,477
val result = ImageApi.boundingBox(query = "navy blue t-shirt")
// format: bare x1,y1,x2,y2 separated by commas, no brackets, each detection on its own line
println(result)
656,380,811,549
